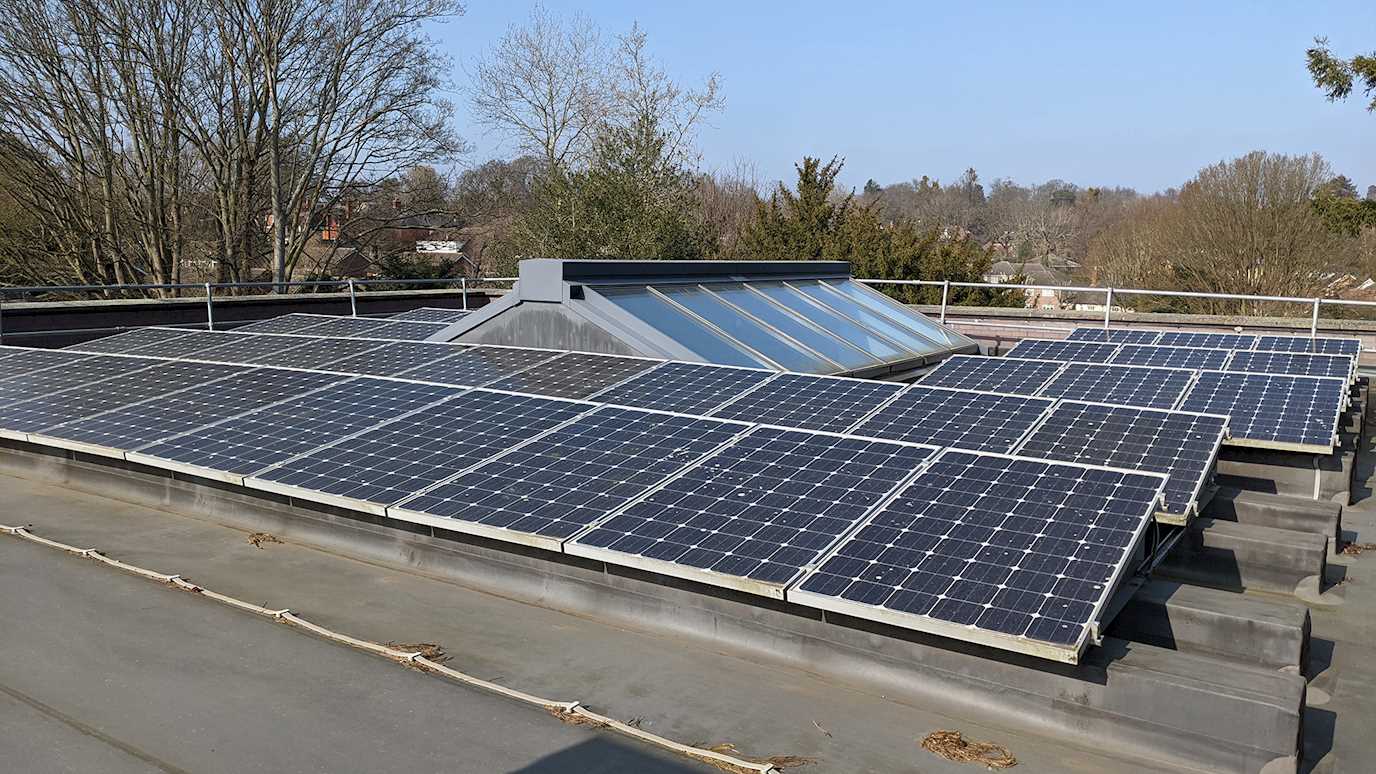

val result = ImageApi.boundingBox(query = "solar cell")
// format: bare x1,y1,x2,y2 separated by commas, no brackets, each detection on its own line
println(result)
919,355,1063,396
791,449,1165,662
129,378,461,480
0,346,25,362
367,320,451,341
1015,401,1227,521
1156,331,1258,350
0,360,242,434
0,353,159,408
1255,335,1361,357
390,307,473,323
319,341,469,376
708,373,904,433
484,352,658,399
250,390,590,513
394,345,563,386
588,362,774,415
217,336,387,370
568,427,936,596
1065,328,1162,345
392,406,747,550
1178,371,1345,452
1225,350,1353,380
117,330,240,359
851,386,1055,453
66,327,193,354
34,367,342,453
234,314,336,335
1108,344,1230,371
1004,339,1120,363
1037,362,1195,410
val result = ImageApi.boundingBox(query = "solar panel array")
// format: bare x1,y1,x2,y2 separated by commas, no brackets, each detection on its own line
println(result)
234,314,336,335
1178,371,1345,451
1109,344,1229,371
1257,335,1361,357
1224,350,1353,379
791,450,1165,653
66,327,196,354
5,315,1358,662
1066,328,1162,345
1005,339,1119,363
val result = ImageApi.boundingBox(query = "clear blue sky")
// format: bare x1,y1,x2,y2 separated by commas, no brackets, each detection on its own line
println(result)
434,1,1375,194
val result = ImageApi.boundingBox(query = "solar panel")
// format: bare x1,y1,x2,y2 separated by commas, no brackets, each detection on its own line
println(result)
391,406,747,550
192,333,328,365
1015,401,1227,521
708,373,904,433
249,390,590,513
588,362,774,415
66,328,193,354
293,316,397,338
919,355,1063,396
567,428,936,595
1037,362,1195,410
1255,334,1361,357
0,353,160,408
483,352,658,399
35,368,343,452
1108,344,1230,371
390,307,473,323
129,378,462,480
117,330,239,359
1177,371,1345,452
1156,331,1257,350
1004,339,1120,363
234,314,336,335
0,360,242,434
1225,350,1353,380
217,336,387,370
367,320,451,341
790,449,1166,662
318,341,469,376
1065,328,1162,345
0,346,25,362
394,346,563,386
852,386,1056,453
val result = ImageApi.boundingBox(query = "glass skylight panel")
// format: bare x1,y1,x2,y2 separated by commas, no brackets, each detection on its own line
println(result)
751,282,907,362
790,279,944,351
655,284,836,373
596,286,771,369
702,283,878,370
820,279,967,348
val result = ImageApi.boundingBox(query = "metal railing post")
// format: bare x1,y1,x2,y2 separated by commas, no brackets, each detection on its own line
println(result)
939,280,950,324
461,276,468,311
348,279,358,317
204,283,215,331
0,292,5,345
1103,287,1114,329
1310,298,1320,338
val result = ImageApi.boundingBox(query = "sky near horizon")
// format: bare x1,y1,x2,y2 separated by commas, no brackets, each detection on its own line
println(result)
433,1,1375,195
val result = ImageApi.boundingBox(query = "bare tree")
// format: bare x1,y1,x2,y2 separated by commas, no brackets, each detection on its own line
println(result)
469,5,604,172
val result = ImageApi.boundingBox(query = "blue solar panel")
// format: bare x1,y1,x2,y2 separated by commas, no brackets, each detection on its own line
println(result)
568,428,936,594
1177,371,1345,451
1015,401,1227,519
391,406,747,549
1037,362,1194,410
0,353,162,408
1156,331,1257,350
1108,344,1230,371
791,449,1165,661
589,362,774,415
1004,339,1120,363
1225,350,1353,380
395,346,562,386
708,373,904,433
234,314,335,335
390,307,473,323
1255,335,1360,357
66,328,193,354
484,352,658,399
851,386,1055,453
919,355,1063,396
1066,328,1162,345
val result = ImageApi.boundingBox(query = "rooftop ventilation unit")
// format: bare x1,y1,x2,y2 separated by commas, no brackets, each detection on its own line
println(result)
430,260,979,378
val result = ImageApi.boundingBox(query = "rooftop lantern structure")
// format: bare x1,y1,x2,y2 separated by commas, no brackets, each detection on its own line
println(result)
432,259,979,378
